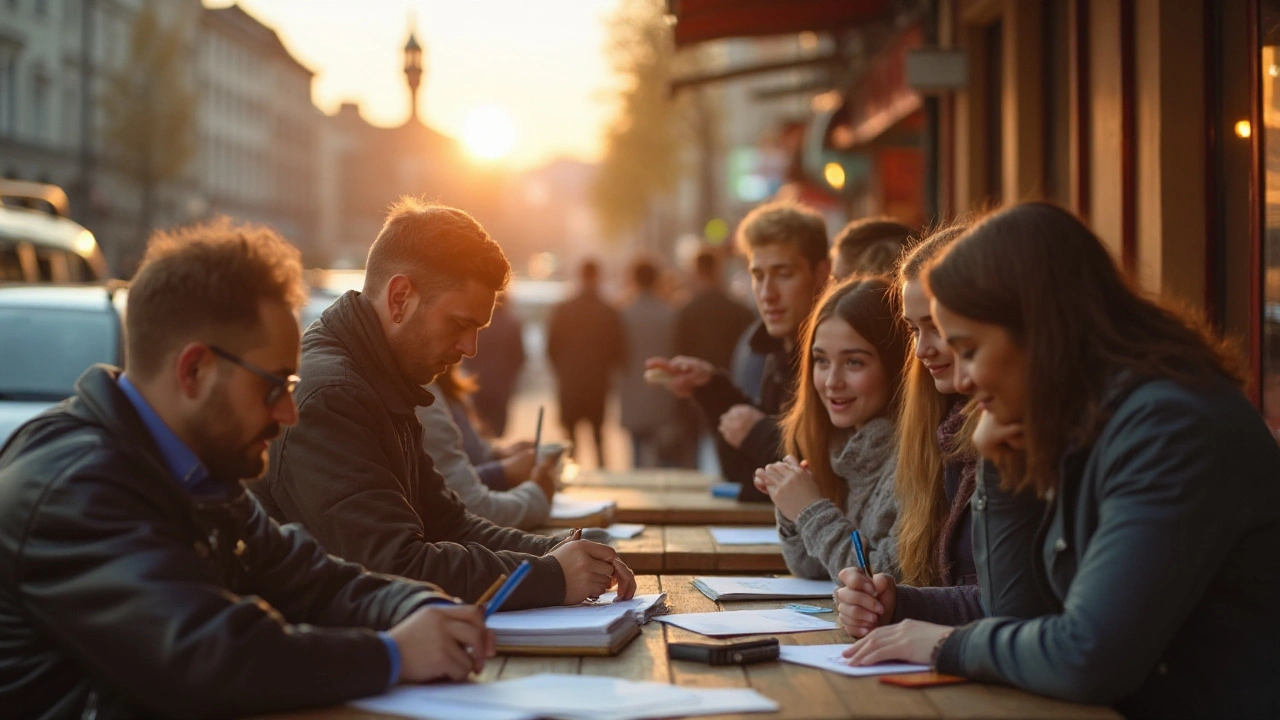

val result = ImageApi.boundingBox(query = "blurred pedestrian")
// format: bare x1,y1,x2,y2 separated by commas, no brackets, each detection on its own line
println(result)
675,250,755,470
618,257,678,468
464,296,524,437
547,258,625,468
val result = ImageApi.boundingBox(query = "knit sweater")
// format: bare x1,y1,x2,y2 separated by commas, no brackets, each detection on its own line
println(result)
777,417,900,581
417,382,551,530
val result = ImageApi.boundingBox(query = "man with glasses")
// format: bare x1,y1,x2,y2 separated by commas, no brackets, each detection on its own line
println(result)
254,198,636,609
0,220,494,718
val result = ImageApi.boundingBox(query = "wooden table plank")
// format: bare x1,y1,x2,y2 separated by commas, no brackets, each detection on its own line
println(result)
613,525,667,573
663,526,787,574
564,468,722,491
561,487,776,525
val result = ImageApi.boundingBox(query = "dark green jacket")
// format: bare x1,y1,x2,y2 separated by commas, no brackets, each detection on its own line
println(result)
938,376,1280,719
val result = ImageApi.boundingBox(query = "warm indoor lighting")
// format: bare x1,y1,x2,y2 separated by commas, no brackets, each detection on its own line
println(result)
462,106,516,161
823,162,846,190
1270,64,1279,78
1235,120,1252,139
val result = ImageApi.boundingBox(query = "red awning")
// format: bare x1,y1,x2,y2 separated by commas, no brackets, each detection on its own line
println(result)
669,0,887,47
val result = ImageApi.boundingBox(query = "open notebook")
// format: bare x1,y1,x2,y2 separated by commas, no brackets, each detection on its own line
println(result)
487,592,668,656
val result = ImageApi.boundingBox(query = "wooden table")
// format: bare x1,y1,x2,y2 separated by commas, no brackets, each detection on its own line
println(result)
257,575,1121,720
559,486,776,525
609,525,788,574
563,468,722,491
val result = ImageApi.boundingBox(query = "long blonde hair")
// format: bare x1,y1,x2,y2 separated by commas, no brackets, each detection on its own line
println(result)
893,222,975,587
781,277,908,507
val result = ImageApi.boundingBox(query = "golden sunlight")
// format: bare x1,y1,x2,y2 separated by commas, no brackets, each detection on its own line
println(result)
462,106,517,161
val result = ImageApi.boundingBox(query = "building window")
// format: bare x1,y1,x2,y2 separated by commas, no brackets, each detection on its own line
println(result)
32,70,50,143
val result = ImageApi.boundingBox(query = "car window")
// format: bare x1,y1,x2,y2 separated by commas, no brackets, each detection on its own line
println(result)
0,307,118,401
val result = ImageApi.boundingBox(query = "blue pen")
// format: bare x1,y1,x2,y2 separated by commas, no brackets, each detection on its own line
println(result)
483,560,533,619
850,530,873,577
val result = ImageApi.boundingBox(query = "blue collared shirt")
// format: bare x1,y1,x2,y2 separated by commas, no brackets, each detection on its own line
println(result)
116,374,402,687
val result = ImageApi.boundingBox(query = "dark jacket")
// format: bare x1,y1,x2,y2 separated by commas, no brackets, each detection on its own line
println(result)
937,376,1280,718
253,291,563,609
694,321,796,501
675,287,754,370
546,288,625,424
0,365,449,720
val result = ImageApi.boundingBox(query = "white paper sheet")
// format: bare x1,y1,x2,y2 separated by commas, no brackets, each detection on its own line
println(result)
349,686,534,720
709,527,781,545
488,593,667,635
655,608,838,637
778,643,930,677
414,674,778,720
606,522,646,539
550,496,616,519
692,576,836,601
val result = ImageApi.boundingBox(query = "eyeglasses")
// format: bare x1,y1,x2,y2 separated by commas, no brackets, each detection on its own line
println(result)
209,345,300,407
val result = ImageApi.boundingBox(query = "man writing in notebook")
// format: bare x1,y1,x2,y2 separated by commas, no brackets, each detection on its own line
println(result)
253,198,635,609
0,221,492,718
647,201,830,498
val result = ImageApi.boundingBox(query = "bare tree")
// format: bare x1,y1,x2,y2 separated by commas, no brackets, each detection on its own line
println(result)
101,1,195,271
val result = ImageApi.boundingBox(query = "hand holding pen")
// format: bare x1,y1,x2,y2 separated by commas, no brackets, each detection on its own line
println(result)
833,530,898,638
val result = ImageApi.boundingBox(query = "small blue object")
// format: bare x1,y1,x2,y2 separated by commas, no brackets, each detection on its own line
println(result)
710,482,742,499
483,560,532,619
850,530,869,574
785,603,833,614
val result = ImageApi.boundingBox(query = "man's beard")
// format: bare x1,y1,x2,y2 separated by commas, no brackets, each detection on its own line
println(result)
193,391,280,484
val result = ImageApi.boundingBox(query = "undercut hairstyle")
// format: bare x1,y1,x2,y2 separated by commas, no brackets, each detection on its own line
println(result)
736,201,829,269
832,217,913,278
363,197,511,299
126,217,306,379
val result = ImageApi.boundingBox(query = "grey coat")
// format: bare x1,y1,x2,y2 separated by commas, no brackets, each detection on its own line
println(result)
618,292,677,432
777,418,899,581
418,383,550,531
936,376,1280,718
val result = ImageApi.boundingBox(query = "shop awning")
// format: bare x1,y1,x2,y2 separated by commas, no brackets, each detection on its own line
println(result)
668,0,888,47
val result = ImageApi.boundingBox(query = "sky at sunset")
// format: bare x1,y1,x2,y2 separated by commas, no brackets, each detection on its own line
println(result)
206,0,624,170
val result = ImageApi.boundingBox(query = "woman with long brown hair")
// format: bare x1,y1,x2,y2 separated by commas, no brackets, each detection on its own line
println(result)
893,223,980,591
754,276,909,580
836,203,1280,717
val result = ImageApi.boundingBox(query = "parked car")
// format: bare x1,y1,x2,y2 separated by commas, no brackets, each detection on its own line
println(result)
0,283,126,443
0,180,110,283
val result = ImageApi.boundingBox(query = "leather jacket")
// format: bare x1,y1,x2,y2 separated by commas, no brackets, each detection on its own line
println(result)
0,365,451,719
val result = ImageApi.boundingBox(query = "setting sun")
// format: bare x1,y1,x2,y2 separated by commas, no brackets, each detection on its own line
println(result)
462,106,516,161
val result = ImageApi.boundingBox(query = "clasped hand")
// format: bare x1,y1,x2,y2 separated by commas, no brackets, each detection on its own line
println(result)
753,455,822,521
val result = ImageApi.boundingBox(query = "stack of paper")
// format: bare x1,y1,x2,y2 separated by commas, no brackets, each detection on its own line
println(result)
350,674,778,720
487,593,668,655
656,608,837,637
709,527,781,545
692,575,836,601
779,644,930,677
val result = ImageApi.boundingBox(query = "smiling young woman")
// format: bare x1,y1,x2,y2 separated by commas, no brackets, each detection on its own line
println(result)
836,202,1280,718
754,276,909,581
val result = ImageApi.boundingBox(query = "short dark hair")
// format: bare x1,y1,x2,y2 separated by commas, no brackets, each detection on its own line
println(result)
693,250,719,280
126,217,306,379
631,258,658,291
363,197,511,298
736,201,828,268
579,259,600,284
832,217,913,275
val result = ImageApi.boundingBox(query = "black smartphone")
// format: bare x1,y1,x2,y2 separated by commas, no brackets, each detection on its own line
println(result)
667,638,779,665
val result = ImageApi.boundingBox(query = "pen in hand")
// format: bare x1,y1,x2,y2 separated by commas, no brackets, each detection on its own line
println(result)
850,529,873,578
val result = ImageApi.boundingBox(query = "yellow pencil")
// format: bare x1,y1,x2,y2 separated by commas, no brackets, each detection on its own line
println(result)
476,574,507,607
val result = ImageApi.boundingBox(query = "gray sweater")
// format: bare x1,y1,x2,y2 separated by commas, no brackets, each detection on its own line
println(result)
777,417,899,581
417,383,550,530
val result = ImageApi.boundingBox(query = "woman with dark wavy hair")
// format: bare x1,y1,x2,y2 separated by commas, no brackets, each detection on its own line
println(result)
836,203,1280,718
